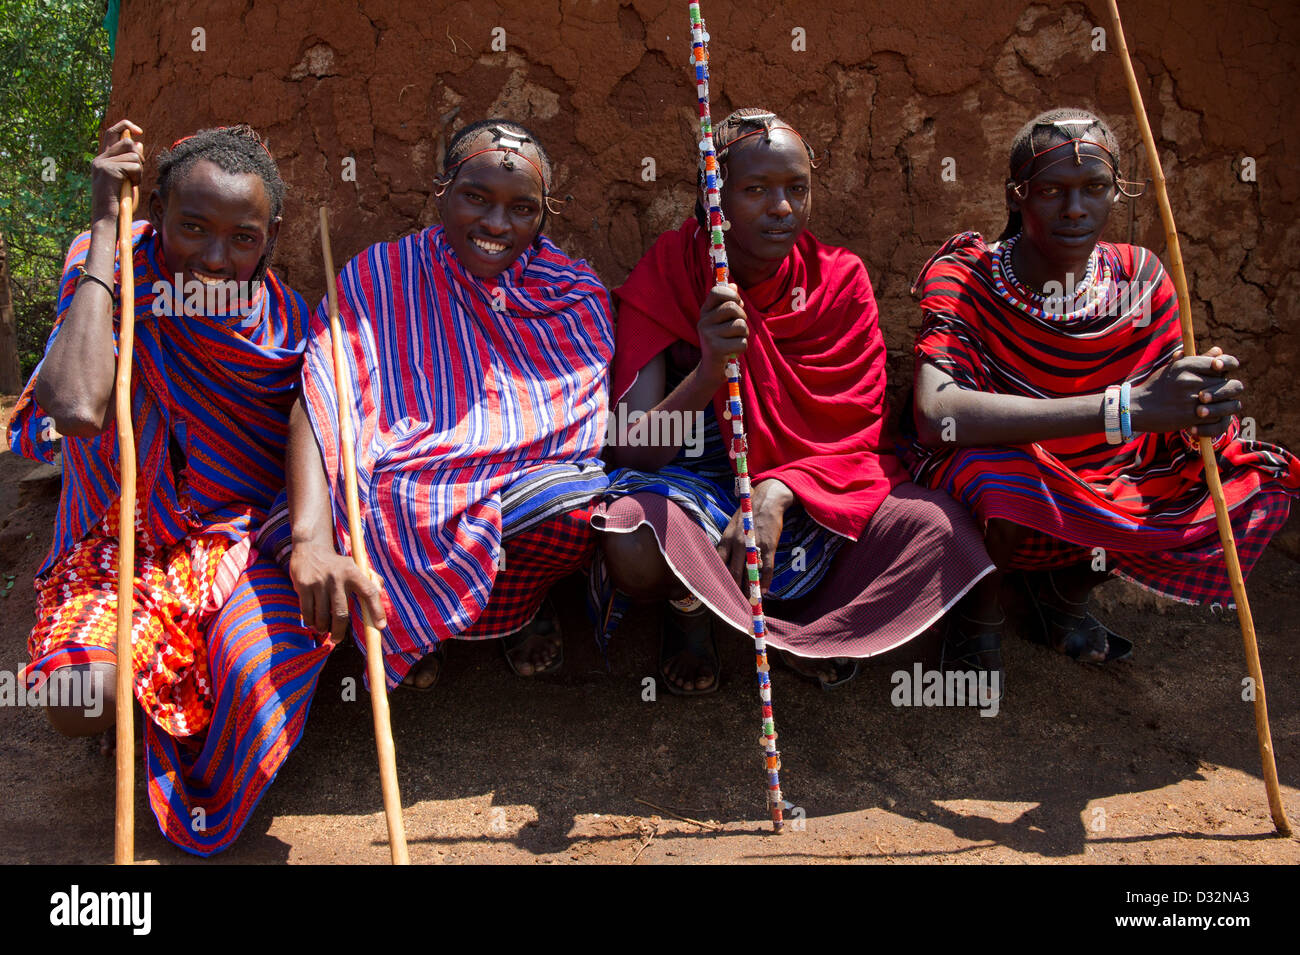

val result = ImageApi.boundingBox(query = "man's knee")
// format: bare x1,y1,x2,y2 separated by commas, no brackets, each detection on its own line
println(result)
601,526,674,600
984,518,1029,570
41,663,117,737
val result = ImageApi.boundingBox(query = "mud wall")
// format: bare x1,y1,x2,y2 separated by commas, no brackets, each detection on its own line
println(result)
105,0,1300,447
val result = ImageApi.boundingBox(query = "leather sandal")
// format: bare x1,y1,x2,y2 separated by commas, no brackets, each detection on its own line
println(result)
775,649,859,690
400,645,445,692
1021,571,1133,663
941,612,1006,701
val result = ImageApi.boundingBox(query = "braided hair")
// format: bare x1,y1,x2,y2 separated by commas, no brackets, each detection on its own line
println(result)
694,107,817,229
999,107,1123,241
155,124,285,281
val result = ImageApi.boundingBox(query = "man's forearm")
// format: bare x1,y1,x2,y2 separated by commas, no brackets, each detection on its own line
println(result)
287,396,338,553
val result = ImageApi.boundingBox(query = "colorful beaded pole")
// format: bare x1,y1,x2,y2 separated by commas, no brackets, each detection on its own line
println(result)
688,0,784,833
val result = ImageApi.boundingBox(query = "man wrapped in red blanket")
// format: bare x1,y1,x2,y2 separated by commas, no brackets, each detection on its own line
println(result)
595,109,994,694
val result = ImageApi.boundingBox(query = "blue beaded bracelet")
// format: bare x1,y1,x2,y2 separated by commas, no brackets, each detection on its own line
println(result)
1119,381,1132,441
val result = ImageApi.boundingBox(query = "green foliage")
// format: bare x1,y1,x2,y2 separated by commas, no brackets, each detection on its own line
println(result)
0,0,111,376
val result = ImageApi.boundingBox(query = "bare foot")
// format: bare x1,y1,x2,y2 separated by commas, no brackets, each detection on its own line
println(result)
660,609,717,693
401,650,443,690
778,649,853,686
504,606,562,676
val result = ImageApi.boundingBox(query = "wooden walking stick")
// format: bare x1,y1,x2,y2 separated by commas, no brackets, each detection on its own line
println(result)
318,206,411,863
114,127,138,865
1107,0,1291,836
688,1,784,832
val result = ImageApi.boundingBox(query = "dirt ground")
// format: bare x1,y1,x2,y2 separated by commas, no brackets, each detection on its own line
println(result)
2,394,1297,865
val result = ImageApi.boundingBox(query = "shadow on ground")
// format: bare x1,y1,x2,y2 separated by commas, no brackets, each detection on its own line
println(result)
1,409,1297,864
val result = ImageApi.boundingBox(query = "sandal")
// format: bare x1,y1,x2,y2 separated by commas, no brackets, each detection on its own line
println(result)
775,649,859,690
1021,571,1133,663
659,605,720,696
502,599,564,676
941,612,1006,701
400,645,445,692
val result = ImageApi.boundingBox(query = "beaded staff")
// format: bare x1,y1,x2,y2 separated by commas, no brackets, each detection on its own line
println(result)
688,1,784,833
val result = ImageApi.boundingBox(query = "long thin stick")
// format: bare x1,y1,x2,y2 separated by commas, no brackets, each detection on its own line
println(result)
114,129,137,865
634,797,723,831
318,207,411,863
688,2,784,833
1107,0,1290,836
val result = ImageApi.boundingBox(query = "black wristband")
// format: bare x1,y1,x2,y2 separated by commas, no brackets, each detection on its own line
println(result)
73,265,116,299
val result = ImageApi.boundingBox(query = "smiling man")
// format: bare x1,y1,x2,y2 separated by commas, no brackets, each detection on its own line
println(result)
7,122,332,855
280,120,613,692
909,107,1300,681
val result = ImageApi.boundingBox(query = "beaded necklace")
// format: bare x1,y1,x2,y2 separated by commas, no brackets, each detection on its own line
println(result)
991,232,1113,322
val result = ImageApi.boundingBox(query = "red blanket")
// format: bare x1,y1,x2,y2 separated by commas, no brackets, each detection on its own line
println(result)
612,219,905,539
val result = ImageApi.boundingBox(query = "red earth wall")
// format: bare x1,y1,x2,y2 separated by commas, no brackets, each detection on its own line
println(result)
105,0,1300,449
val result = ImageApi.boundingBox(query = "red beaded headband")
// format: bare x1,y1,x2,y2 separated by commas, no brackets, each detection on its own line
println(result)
434,126,563,212
442,145,548,190
1008,119,1146,198
719,123,816,163
1012,136,1116,181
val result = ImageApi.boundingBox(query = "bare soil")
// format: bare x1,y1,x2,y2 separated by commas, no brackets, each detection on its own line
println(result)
2,393,1297,865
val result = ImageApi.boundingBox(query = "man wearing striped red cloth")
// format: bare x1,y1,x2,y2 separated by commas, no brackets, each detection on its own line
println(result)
8,122,332,855
281,120,613,691
910,108,1300,682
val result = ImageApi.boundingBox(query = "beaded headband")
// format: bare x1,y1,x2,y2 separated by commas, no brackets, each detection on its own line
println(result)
434,125,564,212
1009,120,1145,198
703,113,819,193
718,116,817,163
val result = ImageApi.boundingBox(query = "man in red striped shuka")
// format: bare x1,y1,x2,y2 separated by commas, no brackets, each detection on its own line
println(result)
909,107,1300,684
278,120,613,692
7,121,332,856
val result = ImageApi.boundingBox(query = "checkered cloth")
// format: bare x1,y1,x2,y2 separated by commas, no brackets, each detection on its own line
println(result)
257,490,599,686
594,482,995,659
1007,489,1290,606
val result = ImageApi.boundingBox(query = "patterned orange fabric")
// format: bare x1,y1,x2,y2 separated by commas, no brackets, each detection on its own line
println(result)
27,504,241,741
